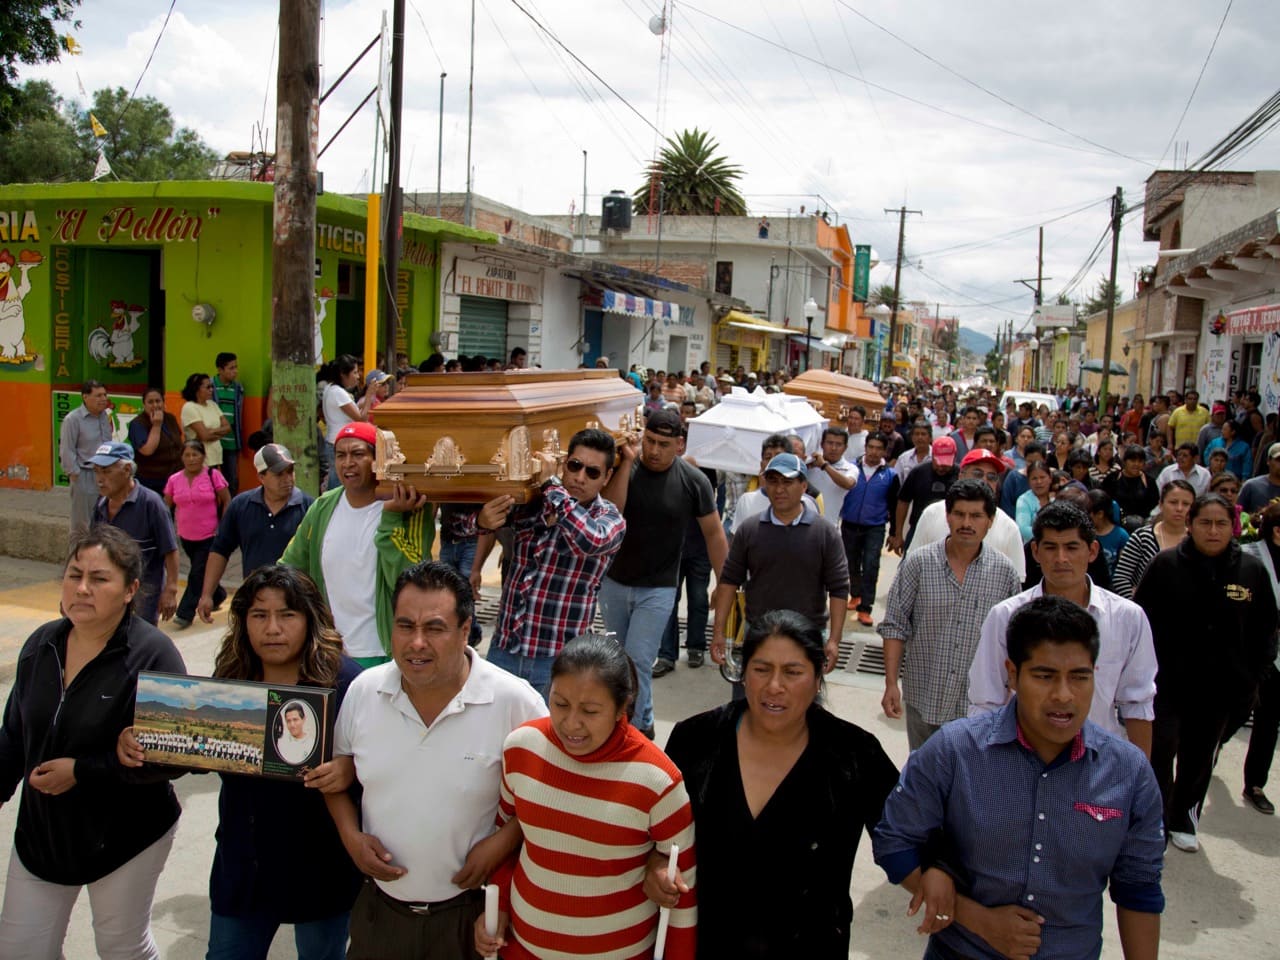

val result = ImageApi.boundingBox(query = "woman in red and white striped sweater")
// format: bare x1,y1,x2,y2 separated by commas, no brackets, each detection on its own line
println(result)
475,635,696,960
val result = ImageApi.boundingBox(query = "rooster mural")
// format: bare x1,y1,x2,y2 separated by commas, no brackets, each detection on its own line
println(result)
0,247,42,363
88,300,146,368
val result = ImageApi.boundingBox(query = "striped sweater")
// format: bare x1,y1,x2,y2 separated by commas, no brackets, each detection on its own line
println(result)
494,717,697,960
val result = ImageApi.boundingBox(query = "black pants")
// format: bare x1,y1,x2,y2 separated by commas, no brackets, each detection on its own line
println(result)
1246,665,1280,790
177,536,225,623
1152,687,1252,834
347,882,482,960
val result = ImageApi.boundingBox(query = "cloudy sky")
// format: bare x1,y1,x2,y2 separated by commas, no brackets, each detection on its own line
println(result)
24,0,1280,338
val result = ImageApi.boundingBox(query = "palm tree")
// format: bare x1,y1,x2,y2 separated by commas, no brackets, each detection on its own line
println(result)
869,283,901,312
633,129,747,216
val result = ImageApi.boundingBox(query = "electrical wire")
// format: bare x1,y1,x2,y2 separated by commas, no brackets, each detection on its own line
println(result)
833,0,1150,165
1154,0,1233,169
116,0,178,126
679,1,1146,161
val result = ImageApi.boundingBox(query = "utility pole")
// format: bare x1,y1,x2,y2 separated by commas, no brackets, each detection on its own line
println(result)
463,0,476,227
435,71,445,217
271,0,321,494
884,204,922,378
381,0,405,380
1099,186,1124,407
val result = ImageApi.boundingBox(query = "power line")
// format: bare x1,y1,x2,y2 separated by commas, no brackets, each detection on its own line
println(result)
680,1,1146,161
406,0,447,71
908,196,1110,261
833,0,1150,165
117,0,178,126
1154,0,1233,169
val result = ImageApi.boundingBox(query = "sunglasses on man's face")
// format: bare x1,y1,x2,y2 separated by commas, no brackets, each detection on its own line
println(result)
565,458,604,480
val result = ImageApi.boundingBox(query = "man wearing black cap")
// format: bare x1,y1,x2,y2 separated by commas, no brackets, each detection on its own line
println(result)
600,407,728,737
197,443,316,622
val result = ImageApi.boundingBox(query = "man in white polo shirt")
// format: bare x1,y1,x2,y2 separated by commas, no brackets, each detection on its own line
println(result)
326,562,547,960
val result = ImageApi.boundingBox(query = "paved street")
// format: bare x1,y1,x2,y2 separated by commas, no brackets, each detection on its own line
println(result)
0,548,1276,958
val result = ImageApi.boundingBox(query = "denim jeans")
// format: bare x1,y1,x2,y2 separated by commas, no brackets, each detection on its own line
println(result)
322,439,338,490
206,910,350,960
439,539,483,643
841,521,886,612
178,536,226,623
597,577,677,731
487,645,555,701
658,554,712,662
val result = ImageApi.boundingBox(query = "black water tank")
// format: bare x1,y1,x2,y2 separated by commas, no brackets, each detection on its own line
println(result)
601,190,632,232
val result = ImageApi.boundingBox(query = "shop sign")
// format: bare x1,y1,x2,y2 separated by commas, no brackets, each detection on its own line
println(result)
853,245,871,302
50,205,214,244
453,258,541,303
1225,303,1280,337
316,223,365,255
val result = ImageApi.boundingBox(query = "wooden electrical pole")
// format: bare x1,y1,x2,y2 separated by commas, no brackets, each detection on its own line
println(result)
271,0,321,494
883,204,922,378
1099,186,1124,408
381,0,406,381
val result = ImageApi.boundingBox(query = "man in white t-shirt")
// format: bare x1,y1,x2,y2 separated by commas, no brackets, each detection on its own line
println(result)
845,405,870,462
281,421,431,665
326,562,546,959
275,703,317,765
806,426,857,526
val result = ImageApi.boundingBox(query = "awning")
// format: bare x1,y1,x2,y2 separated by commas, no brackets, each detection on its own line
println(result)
787,334,841,355
719,310,789,337
600,287,682,324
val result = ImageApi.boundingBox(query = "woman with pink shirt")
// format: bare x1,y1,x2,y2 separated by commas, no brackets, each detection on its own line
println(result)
164,440,231,628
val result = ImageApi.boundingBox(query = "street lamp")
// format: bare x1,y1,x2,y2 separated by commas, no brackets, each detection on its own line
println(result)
1028,336,1040,390
803,296,818,372
869,303,891,380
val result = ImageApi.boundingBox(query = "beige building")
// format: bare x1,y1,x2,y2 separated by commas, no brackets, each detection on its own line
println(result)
1080,300,1140,397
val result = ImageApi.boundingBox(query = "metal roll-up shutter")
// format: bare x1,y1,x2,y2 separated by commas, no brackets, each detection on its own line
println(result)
715,342,732,370
458,296,509,358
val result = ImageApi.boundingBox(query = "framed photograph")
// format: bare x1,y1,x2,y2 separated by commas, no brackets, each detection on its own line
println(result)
133,672,336,781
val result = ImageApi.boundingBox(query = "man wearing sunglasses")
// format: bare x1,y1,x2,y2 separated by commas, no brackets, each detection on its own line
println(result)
905,449,1027,581
468,428,627,699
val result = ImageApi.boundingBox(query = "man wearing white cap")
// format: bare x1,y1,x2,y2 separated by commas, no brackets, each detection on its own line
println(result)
197,443,316,622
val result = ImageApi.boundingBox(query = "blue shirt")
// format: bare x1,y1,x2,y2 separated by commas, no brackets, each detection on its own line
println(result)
92,483,179,618
873,700,1164,960
839,460,899,528
210,486,315,576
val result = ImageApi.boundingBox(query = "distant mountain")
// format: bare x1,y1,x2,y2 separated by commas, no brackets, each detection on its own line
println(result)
958,327,996,356
136,700,265,726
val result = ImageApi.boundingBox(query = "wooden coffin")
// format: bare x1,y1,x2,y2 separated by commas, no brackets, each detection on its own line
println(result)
371,370,644,503
781,370,884,423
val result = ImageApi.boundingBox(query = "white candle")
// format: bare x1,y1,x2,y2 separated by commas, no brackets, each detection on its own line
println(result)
484,884,499,937
654,844,680,960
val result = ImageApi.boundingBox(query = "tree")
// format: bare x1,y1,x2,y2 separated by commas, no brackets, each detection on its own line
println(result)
73,87,218,181
0,80,85,183
984,347,1001,383
869,283,901,312
0,0,80,133
633,128,746,216
1082,276,1120,317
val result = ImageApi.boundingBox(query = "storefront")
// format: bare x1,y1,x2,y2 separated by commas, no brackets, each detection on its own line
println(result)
0,181,492,489
715,310,786,373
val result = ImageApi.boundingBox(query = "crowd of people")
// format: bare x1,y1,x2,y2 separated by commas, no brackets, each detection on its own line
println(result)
7,360,1276,960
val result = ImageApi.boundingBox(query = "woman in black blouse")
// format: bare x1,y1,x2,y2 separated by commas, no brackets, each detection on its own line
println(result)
661,610,900,959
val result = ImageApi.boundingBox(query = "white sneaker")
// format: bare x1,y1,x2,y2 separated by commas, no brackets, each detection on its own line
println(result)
1168,830,1199,852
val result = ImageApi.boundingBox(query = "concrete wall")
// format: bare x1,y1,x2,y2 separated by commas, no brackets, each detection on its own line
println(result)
1180,173,1280,248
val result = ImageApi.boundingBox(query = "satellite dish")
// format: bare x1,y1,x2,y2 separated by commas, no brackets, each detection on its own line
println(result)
648,14,667,35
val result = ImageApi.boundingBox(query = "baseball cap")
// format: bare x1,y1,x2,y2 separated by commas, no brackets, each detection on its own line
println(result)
763,452,806,479
959,448,1007,474
1269,442,1280,461
335,421,379,448
365,369,392,387
645,407,683,438
1212,403,1228,414
253,443,295,474
88,441,134,466
931,436,957,467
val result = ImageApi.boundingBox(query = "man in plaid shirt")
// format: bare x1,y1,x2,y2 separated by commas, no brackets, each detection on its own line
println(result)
468,428,626,699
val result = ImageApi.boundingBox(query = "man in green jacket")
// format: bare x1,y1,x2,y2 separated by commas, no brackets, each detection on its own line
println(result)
281,421,431,666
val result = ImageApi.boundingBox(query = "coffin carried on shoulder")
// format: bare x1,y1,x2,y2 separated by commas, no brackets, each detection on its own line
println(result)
371,369,643,503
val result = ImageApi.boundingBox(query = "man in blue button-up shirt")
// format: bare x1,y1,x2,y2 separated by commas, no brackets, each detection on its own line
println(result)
873,595,1164,960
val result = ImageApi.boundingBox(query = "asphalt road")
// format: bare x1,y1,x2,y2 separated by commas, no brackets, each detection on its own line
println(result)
0,551,1275,958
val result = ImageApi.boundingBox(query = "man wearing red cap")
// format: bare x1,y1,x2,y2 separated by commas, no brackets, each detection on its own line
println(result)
893,435,958,552
281,421,431,666
906,449,1026,580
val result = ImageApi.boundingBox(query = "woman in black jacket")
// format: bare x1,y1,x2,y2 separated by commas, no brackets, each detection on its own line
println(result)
659,610,900,959
1134,493,1279,854
0,524,186,958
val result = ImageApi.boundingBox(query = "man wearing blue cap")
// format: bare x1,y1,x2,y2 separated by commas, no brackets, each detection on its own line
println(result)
710,452,850,672
89,441,180,624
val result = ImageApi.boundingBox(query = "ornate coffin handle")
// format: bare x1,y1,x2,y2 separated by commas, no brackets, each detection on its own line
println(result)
491,426,533,481
374,428,408,481
426,436,466,475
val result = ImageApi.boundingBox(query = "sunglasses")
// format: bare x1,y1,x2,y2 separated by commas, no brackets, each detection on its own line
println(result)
565,458,604,480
